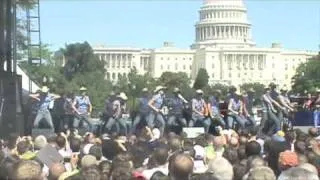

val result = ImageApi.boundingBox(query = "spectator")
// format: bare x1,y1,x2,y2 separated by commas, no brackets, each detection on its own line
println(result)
143,147,169,179
245,166,276,180
278,167,318,180
49,163,66,180
13,160,43,180
169,154,194,180
207,157,233,180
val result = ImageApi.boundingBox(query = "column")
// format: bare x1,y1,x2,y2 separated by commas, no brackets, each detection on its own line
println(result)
219,26,222,39
228,26,231,38
196,28,199,41
214,26,217,38
204,27,206,40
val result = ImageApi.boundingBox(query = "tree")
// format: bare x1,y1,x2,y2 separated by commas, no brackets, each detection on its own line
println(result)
240,82,265,99
63,41,105,80
291,55,320,93
193,68,209,90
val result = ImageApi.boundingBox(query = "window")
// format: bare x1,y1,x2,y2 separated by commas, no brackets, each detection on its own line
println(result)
229,73,232,78
190,65,192,70
212,63,215,69
175,63,178,70
285,74,288,79
160,65,163,70
167,65,170,70
183,65,186,70
260,72,263,78
272,63,275,68
183,58,185,60
285,64,288,70
106,72,110,80
161,57,163,60
175,58,178,60
189,58,192,60
212,73,215,78
167,57,170,60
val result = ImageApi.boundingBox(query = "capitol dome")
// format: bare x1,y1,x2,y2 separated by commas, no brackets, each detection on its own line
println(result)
192,0,255,48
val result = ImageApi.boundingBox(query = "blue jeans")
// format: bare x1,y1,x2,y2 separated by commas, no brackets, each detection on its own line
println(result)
211,114,226,128
33,110,54,130
167,115,187,127
189,115,211,133
227,113,247,130
73,114,92,131
314,110,320,127
246,115,256,127
132,113,149,134
105,117,129,136
147,112,165,136
266,110,281,134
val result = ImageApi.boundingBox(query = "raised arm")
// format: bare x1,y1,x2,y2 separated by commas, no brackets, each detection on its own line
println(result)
29,93,40,101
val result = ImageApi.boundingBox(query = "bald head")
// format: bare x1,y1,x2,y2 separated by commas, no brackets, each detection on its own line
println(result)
169,154,194,179
308,128,318,138
49,163,66,180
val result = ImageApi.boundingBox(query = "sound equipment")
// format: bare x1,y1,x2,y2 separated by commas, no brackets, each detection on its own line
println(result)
31,128,55,138
0,73,24,138
182,127,204,138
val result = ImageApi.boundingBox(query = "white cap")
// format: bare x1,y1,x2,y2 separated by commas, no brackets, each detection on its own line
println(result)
118,92,128,100
196,89,203,94
154,86,165,93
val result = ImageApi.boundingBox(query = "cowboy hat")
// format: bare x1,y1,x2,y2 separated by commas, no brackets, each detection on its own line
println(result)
280,87,288,92
196,89,204,94
80,86,87,91
248,88,255,92
154,86,165,93
118,92,128,100
173,87,180,93
142,88,148,92
41,86,49,93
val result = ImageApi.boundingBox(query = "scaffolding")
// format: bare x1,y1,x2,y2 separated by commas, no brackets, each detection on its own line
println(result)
26,0,41,92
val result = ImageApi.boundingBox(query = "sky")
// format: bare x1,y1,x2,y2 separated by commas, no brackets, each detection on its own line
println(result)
39,0,320,51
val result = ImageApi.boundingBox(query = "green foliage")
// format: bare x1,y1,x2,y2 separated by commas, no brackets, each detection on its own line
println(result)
193,68,209,90
240,82,265,99
291,55,320,93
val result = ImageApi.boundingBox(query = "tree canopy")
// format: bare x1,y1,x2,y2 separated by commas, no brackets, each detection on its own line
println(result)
193,68,209,90
291,54,320,93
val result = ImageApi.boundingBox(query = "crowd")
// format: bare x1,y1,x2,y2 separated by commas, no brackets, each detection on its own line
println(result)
1,82,316,179
1,125,320,179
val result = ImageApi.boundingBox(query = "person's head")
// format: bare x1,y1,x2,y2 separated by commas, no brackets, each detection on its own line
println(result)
298,163,318,176
229,137,239,148
280,87,288,95
49,163,66,180
118,92,128,102
173,87,180,95
79,86,87,96
16,141,30,155
229,86,237,94
70,137,81,153
153,147,169,166
223,148,239,164
233,163,247,180
294,141,307,154
81,155,98,168
247,156,266,170
142,88,149,96
56,135,66,150
99,161,112,180
150,171,167,180
169,153,194,180
298,154,309,165
110,167,132,180
154,86,165,95
89,145,103,161
264,87,271,94
309,128,318,138
81,165,101,180
278,151,299,171
195,89,204,98
239,136,248,145
169,137,182,152
278,167,318,180
246,166,276,180
245,141,261,157
269,83,277,90
112,152,134,171
207,157,233,180
34,135,47,150
13,160,43,180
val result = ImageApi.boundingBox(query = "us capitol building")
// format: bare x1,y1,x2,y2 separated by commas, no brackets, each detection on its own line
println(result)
93,0,317,88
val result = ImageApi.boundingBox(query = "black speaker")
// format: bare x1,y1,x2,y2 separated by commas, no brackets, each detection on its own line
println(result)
0,72,24,138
